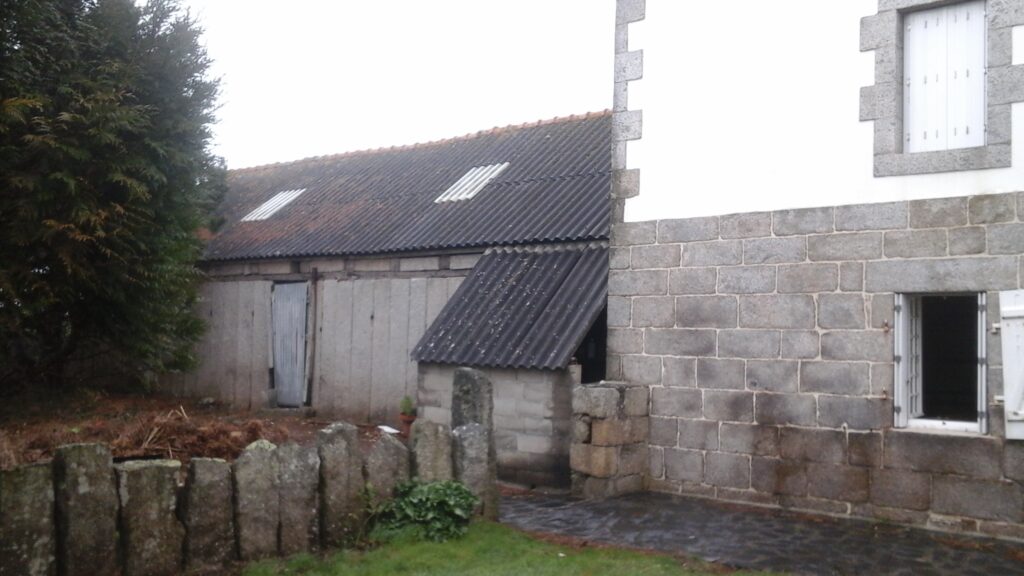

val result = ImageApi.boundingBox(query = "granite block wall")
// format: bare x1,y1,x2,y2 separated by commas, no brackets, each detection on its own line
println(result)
609,191,1024,540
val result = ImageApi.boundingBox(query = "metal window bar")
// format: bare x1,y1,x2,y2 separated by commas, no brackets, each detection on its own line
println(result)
909,296,923,418
978,292,988,434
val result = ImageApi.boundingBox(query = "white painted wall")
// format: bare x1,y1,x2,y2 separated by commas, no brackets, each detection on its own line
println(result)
625,0,1024,222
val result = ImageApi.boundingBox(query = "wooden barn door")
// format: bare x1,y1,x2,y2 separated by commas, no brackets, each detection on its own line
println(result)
272,282,309,407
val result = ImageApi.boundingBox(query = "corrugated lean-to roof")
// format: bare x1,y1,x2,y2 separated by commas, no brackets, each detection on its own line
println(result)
412,243,608,370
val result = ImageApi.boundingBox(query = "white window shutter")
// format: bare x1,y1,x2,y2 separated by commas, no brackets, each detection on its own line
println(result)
946,1,986,149
904,1,985,153
1000,290,1024,440
904,10,929,153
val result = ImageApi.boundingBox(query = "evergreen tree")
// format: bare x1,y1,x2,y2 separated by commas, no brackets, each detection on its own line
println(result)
0,0,223,390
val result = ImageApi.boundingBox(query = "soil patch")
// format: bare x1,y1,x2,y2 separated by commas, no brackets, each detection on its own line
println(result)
0,391,367,470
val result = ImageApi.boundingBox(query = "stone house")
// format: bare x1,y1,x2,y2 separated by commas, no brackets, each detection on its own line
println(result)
606,0,1024,538
162,112,611,487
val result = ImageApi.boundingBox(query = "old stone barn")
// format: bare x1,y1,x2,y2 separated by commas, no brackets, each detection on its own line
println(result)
162,112,611,487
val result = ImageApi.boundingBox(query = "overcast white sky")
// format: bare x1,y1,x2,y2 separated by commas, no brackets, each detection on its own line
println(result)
181,1,614,169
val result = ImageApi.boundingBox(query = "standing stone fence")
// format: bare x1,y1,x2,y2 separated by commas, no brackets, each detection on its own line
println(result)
571,381,650,498
0,385,499,576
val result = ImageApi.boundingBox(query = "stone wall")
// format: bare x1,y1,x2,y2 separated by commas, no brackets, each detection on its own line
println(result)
0,418,493,576
570,381,649,498
609,191,1024,540
418,363,577,488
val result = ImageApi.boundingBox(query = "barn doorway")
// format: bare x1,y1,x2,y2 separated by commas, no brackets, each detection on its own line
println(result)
272,282,309,407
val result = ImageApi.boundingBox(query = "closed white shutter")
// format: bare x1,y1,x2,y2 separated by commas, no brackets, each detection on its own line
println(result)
904,1,985,153
1000,290,1024,440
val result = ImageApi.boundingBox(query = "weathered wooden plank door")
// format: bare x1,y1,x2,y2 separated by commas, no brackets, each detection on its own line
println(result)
273,282,309,407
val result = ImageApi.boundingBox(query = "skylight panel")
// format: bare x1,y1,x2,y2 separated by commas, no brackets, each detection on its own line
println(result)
241,189,306,221
434,162,509,203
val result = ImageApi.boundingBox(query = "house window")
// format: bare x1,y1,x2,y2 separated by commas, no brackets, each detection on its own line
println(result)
903,1,986,153
894,293,987,434
860,0,1021,177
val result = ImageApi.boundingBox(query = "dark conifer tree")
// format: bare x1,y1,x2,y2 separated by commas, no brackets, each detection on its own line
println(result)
0,0,224,390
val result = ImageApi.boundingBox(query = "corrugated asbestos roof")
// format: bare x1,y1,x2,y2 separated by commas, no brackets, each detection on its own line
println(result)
412,243,608,370
204,112,611,261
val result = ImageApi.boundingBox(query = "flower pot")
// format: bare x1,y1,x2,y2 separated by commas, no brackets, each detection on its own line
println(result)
399,413,416,438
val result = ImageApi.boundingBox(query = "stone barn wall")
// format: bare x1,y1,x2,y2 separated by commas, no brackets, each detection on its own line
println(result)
609,191,1024,540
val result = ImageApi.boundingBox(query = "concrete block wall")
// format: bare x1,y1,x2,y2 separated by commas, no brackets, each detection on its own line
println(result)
609,191,1024,540
418,364,577,488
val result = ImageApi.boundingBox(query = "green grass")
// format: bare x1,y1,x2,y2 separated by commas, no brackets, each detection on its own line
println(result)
244,522,776,576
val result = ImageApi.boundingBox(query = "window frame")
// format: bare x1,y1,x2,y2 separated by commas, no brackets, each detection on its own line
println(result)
893,292,988,434
860,0,1023,177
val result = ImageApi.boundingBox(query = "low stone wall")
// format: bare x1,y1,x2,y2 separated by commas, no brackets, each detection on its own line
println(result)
570,381,650,498
0,414,493,576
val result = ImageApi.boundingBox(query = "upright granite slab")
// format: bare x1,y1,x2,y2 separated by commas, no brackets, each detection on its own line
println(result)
53,443,118,576
277,444,320,555
365,433,410,507
182,458,235,571
453,423,498,520
233,440,280,560
115,460,185,576
451,367,494,431
0,462,56,576
451,367,498,519
410,420,453,481
318,422,363,547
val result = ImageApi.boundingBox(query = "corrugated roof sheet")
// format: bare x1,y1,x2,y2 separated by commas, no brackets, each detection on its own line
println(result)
205,112,611,261
412,243,608,370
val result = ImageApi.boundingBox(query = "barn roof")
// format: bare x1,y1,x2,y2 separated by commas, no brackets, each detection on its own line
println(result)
204,112,611,261
412,243,608,370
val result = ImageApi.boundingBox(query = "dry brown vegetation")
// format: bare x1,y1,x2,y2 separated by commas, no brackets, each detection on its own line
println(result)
0,391,332,470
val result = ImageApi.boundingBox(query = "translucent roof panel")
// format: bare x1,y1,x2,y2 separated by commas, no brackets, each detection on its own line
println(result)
434,162,509,203
241,189,306,222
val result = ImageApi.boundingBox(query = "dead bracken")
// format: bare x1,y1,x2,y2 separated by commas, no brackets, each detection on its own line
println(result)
0,392,341,470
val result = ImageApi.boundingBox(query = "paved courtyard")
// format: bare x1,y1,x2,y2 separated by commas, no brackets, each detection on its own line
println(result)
500,492,1024,575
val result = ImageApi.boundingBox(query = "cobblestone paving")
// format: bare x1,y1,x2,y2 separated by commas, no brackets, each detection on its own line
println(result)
500,492,1024,575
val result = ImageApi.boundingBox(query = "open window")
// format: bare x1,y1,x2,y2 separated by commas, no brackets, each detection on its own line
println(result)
894,293,987,433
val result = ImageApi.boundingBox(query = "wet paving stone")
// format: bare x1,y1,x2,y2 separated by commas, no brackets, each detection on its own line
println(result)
500,492,1024,575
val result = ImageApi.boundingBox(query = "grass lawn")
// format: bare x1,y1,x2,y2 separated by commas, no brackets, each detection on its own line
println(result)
244,522,776,576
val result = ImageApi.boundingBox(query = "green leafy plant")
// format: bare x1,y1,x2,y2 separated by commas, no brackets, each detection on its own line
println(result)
399,395,416,416
373,480,478,542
